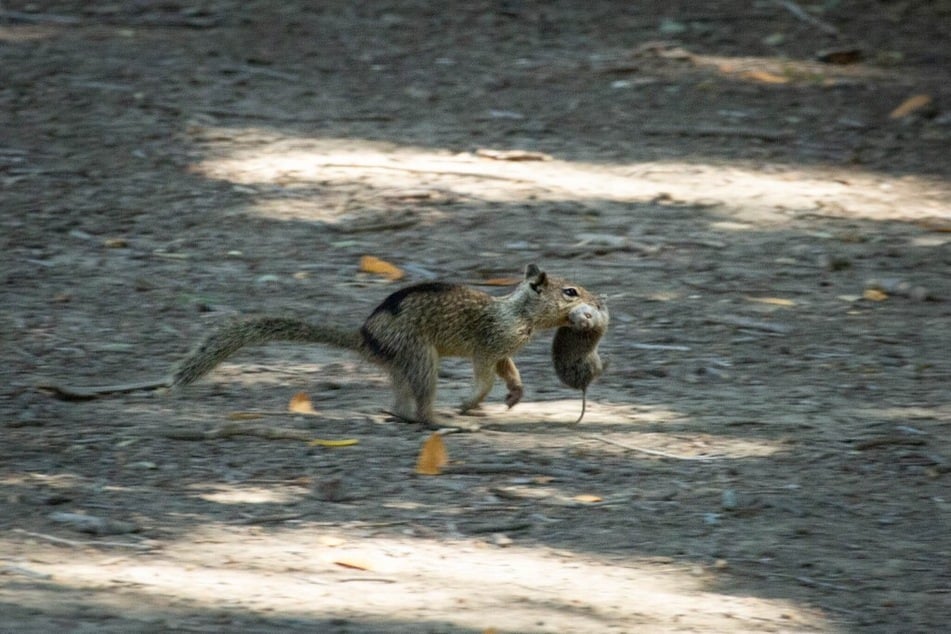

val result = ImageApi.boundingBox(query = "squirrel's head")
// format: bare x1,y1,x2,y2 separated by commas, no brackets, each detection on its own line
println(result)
520,264,600,329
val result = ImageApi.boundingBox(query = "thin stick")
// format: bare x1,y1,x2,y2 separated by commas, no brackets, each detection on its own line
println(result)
0,9,81,24
774,0,840,37
12,528,153,550
441,463,581,479
37,377,171,400
145,100,393,123
854,435,927,450
587,434,720,461
315,163,540,185
629,342,692,352
705,315,791,334
162,423,314,442
641,125,794,141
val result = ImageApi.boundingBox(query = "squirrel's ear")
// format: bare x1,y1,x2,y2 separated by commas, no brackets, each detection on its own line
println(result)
525,264,548,293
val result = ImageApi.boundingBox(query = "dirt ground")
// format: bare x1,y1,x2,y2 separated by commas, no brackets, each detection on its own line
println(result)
2,1,950,632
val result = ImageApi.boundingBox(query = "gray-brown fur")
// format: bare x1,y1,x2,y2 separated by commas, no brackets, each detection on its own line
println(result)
172,317,359,387
552,298,609,423
170,264,598,427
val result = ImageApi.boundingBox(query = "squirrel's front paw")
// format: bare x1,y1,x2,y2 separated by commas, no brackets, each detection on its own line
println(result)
504,385,524,409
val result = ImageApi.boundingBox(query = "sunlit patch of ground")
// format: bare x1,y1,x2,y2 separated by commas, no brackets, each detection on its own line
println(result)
192,136,950,227
2,528,832,632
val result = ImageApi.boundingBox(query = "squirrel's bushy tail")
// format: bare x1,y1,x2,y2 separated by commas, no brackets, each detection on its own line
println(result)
171,316,361,387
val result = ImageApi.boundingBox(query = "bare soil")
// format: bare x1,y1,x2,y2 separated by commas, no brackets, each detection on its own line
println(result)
2,2,950,632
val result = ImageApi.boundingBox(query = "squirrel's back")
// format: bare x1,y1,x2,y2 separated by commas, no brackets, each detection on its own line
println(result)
359,281,511,362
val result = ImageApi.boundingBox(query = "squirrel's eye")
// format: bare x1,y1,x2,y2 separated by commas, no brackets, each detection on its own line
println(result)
562,287,579,298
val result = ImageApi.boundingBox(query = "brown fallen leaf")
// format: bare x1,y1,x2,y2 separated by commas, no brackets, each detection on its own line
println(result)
572,494,603,504
334,556,373,571
889,94,933,119
288,391,317,414
308,438,359,447
863,289,888,302
741,70,789,84
745,296,796,307
415,433,449,475
359,255,405,281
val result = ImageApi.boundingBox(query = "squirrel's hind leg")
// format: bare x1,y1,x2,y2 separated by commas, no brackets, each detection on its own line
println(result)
385,346,439,426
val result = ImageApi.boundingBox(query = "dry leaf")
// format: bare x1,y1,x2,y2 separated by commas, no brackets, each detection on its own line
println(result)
889,94,932,119
863,289,888,302
415,433,449,475
741,70,789,84
288,391,317,414
573,494,603,504
359,255,405,281
334,557,373,571
227,412,265,421
308,438,359,447
745,296,796,307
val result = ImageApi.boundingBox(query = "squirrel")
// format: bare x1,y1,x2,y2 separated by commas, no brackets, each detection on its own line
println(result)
43,264,601,428
552,297,609,424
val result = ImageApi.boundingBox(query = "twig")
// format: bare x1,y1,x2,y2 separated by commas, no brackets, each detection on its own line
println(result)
314,163,541,185
219,64,301,81
641,125,794,142
0,9,81,24
236,512,308,525
705,315,792,334
333,217,421,234
854,435,927,450
121,15,220,29
441,463,581,479
463,521,535,534
587,434,721,461
795,575,851,591
629,342,692,352
12,528,153,550
37,378,170,400
163,422,314,442
146,100,393,123
774,0,841,37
